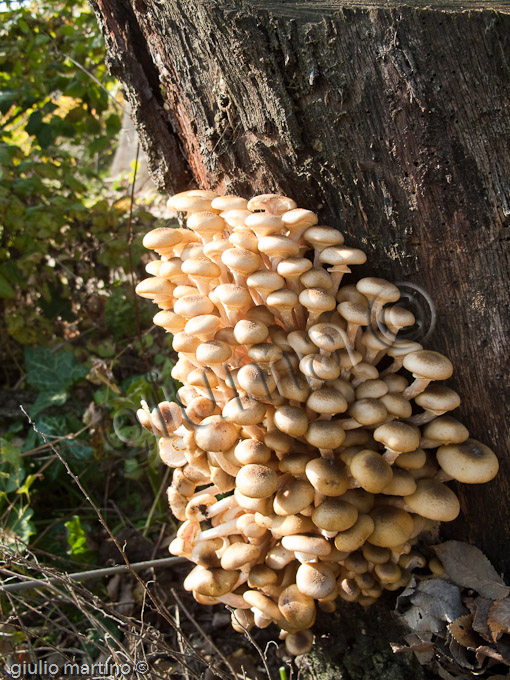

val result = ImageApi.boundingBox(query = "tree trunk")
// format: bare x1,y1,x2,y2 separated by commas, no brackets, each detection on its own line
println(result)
90,0,510,673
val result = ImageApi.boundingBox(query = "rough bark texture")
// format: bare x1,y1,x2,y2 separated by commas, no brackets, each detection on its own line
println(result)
91,0,510,674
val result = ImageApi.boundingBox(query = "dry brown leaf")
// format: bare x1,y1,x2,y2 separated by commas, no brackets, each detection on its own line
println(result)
448,615,480,649
475,645,508,667
489,598,510,642
434,541,509,600
472,597,494,641
396,577,466,635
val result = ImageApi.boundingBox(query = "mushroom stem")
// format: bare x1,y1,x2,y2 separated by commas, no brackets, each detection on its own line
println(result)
403,378,431,400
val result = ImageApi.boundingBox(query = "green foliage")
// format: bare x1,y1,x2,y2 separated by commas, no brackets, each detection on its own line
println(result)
65,515,97,562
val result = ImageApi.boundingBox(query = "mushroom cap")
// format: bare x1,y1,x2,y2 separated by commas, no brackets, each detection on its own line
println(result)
246,270,285,293
153,310,187,333
422,415,469,444
221,247,261,275
312,499,359,532
220,542,260,570
282,208,318,229
245,212,284,236
246,305,275,326
222,396,266,426
405,479,460,521
304,420,346,450
338,301,371,326
214,283,252,309
211,195,248,211
143,227,183,253
350,450,393,494
258,234,300,259
135,277,175,299
267,288,299,310
187,211,225,236
373,421,421,453
279,453,315,476
307,388,348,415
368,506,414,547
319,246,367,266
181,256,221,279
308,323,348,352
194,415,239,452
236,464,278,498
436,439,499,483
386,340,423,358
277,257,313,279
304,226,344,249
379,393,413,419
285,630,314,656
281,534,332,556
278,585,316,629
300,353,341,382
233,319,269,345
300,268,334,290
274,478,315,516
334,514,375,552
305,457,349,496
184,566,239,597
381,468,417,496
274,405,309,437
268,514,315,538
277,372,311,403
356,277,400,303
414,385,461,413
237,363,276,397
247,193,297,214
337,284,369,307
382,374,409,393
247,342,283,365
196,340,232,365
185,314,222,338
402,350,453,380
296,562,337,599
243,590,281,621
348,399,388,427
299,288,337,313
234,439,271,465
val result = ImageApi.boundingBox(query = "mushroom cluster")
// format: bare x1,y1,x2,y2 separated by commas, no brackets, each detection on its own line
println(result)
135,190,499,655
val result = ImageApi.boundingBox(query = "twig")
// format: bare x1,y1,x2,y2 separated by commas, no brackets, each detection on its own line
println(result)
228,606,273,680
0,555,186,593
175,604,191,680
171,588,238,680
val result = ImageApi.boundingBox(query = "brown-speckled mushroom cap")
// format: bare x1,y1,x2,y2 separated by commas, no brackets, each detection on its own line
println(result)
403,350,453,381
404,479,460,521
236,464,278,498
305,457,349,496
436,439,499,483
368,506,414,547
194,415,239,452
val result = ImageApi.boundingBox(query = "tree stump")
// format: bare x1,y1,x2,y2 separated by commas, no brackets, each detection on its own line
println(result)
91,0,510,674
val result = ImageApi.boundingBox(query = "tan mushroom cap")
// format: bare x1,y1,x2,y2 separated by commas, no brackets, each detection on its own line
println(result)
373,421,421,453
300,268,334,290
185,315,222,339
414,385,461,413
274,405,309,437
246,270,285,294
394,448,426,470
307,388,348,415
237,363,276,398
308,323,348,352
196,339,232,365
181,256,221,280
405,479,460,521
258,234,300,259
356,277,400,304
348,399,388,426
296,562,337,599
221,247,261,275
214,283,252,309
319,246,367,267
266,288,299,311
222,396,266,426
436,439,499,483
381,468,417,496
194,415,239,452
281,534,332,556
304,420,346,450
274,478,315,516
236,464,278,498
305,458,349,496
279,584,316,629
334,514,375,552
279,453,315,476
277,257,313,279
135,277,175,300
299,288,337,314
187,211,225,237
221,542,260,570
234,439,271,465
278,372,311,403
243,590,281,621
300,353,341,382
233,319,269,345
285,629,314,656
246,305,275,326
304,226,344,249
267,514,315,538
403,350,453,381
153,310,187,333
143,227,183,254
174,294,215,319
350,449,393,494
368,506,414,547
247,564,278,589
422,415,469,445
184,565,239,597
312,499,358,532
379,393,413,419
247,193,297,214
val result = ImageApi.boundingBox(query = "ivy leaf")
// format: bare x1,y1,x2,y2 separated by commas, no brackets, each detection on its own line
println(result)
4,505,34,545
30,390,68,417
25,110,43,135
24,346,89,393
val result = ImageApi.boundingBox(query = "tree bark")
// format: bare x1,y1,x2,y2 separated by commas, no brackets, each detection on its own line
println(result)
91,0,510,673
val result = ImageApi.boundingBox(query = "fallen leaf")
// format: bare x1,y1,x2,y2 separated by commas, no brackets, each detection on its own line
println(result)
434,541,509,600
396,577,466,635
475,645,508,667
472,597,493,641
448,615,480,649
489,599,510,642
447,638,476,670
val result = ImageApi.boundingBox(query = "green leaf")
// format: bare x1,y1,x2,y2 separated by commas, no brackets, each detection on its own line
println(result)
4,505,34,546
17,473,38,501
24,346,89,393
65,515,96,562
25,110,43,135
0,272,15,298
0,439,21,470
30,389,68,417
